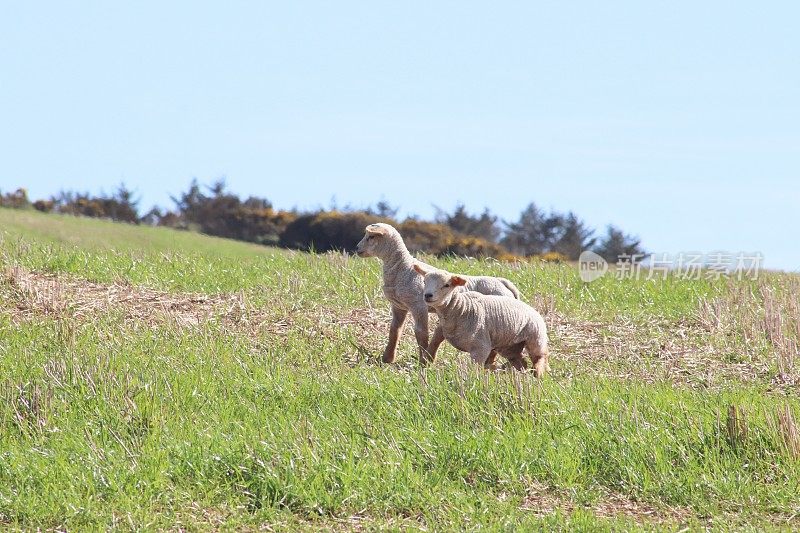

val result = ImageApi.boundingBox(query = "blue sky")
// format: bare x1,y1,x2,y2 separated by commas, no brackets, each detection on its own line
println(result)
1,2,798,270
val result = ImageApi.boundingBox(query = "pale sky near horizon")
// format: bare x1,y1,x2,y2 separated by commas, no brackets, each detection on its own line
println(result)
1,2,798,270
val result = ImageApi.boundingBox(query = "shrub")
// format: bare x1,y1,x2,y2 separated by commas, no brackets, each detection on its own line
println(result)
280,211,385,252
398,219,456,255
169,180,293,244
236,208,296,246
45,185,140,223
538,251,569,263
32,199,55,213
445,235,509,259
0,188,31,209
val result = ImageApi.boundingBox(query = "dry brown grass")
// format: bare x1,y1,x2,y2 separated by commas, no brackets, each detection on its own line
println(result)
1,266,296,336
769,404,800,460
3,265,244,327
550,313,771,389
521,481,693,525
696,277,800,389
537,276,800,392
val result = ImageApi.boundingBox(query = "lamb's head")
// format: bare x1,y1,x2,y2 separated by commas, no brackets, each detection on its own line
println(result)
355,223,403,259
413,265,466,306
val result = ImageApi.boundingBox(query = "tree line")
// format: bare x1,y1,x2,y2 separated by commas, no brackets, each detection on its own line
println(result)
0,183,645,261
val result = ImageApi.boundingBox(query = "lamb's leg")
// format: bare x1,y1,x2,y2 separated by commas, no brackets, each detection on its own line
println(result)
500,342,527,371
427,324,445,362
484,350,499,370
411,309,433,366
507,355,527,371
383,307,408,363
469,345,493,368
526,338,549,378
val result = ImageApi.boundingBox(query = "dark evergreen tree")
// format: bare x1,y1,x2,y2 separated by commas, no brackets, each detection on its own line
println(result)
501,202,562,255
594,225,647,262
436,204,500,242
550,212,596,260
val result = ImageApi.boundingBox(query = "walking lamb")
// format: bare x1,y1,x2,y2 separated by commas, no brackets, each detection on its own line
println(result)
355,223,521,365
413,264,549,376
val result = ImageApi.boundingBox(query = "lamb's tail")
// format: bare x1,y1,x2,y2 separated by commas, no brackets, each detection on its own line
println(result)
500,278,522,300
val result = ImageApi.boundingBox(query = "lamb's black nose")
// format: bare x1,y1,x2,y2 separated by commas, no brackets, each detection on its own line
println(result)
424,293,433,300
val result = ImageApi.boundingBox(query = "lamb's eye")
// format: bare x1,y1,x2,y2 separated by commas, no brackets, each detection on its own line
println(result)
443,283,450,288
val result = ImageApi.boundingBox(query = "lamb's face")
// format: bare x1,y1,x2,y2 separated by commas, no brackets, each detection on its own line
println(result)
416,268,466,306
355,223,398,258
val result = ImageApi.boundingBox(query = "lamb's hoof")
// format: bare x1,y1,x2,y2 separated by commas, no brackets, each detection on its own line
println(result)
382,354,396,364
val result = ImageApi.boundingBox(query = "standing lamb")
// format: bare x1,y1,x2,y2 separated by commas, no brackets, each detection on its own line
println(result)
355,223,522,365
413,264,549,377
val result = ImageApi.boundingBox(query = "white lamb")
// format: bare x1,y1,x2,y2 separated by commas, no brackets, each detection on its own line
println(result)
355,223,522,365
413,264,550,376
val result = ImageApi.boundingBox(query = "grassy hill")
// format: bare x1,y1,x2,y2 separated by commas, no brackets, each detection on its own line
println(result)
1,207,799,531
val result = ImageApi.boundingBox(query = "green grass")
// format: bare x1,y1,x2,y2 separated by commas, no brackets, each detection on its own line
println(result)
1,207,799,531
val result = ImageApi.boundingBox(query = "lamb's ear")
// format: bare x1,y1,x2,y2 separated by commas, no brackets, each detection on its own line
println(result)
413,264,428,276
450,275,467,286
365,224,387,235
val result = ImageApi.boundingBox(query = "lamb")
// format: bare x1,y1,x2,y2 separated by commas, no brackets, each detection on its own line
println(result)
355,222,522,365
413,264,549,377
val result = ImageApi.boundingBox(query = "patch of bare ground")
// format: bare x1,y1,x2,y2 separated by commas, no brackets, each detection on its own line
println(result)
521,482,694,526
0,266,290,335
522,481,800,529
308,514,428,533
162,501,428,533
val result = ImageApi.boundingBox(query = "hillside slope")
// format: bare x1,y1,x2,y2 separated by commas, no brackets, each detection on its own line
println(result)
1,208,799,531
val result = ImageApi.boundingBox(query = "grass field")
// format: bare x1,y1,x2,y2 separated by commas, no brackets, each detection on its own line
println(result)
1,207,799,531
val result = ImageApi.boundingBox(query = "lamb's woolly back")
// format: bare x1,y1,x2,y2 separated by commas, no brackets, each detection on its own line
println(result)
499,278,522,299
463,276,521,300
